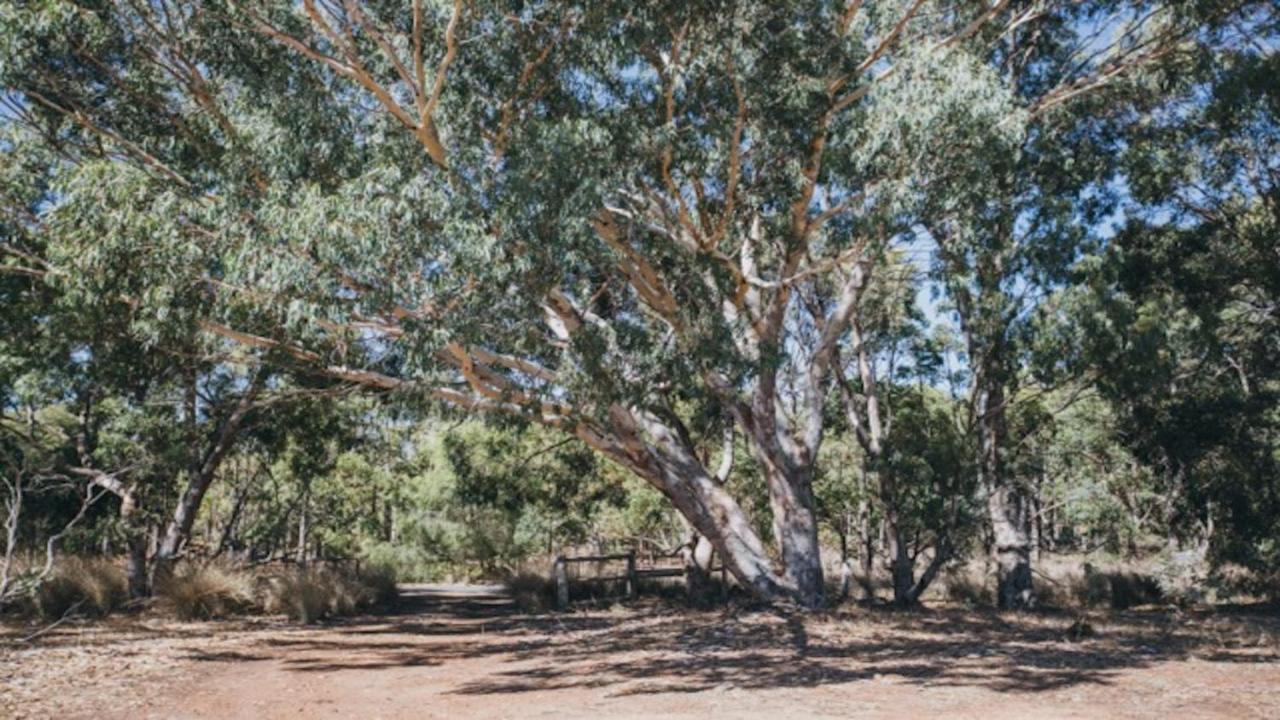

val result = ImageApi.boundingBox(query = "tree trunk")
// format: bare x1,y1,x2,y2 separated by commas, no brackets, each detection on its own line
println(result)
682,533,715,606
766,467,825,607
881,522,952,607
877,470,917,607
976,378,1035,610
153,375,263,577
81,473,151,598
889,552,915,606
152,475,208,580
119,488,149,599
296,488,309,565
908,541,951,605
989,484,1035,609
885,518,915,607
658,462,789,602
125,529,149,599
835,511,854,602
597,409,814,606
857,497,875,601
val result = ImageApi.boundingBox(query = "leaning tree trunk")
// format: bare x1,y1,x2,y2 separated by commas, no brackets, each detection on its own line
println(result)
595,409,817,606
152,474,210,583
646,451,789,601
153,377,262,580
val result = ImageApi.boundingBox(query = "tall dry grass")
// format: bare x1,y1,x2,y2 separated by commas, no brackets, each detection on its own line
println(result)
259,564,398,623
5,556,398,624
29,556,128,620
155,561,256,619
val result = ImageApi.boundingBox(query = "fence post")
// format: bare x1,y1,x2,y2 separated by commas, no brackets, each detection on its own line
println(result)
626,550,637,599
553,556,569,611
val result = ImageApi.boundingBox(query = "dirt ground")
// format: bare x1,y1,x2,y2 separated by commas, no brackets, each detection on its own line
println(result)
3,586,1279,720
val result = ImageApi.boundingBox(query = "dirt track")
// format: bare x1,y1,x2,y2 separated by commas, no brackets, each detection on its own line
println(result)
4,586,1279,719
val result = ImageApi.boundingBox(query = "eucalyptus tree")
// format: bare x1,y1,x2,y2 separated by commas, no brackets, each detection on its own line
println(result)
0,0,1212,605
906,1,1265,608
820,249,973,606
1,124,137,594
1064,3,1280,573
3,279,275,597
0,109,284,596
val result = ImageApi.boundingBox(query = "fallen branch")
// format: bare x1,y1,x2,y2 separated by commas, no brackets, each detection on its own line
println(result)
20,600,84,643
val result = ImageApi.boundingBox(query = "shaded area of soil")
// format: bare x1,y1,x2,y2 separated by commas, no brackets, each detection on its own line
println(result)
3,586,1278,719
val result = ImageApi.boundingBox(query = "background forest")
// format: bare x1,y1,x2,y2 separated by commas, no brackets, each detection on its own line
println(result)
0,0,1277,620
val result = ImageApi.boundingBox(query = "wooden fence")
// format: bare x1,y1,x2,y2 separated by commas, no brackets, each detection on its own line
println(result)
551,550,727,609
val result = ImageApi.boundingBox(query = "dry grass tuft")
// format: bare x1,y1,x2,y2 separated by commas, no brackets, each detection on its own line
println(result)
259,564,398,623
31,556,128,620
156,561,256,619
940,566,994,606
503,568,555,613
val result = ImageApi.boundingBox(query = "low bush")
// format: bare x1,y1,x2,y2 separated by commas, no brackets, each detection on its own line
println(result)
1152,549,1210,605
1104,571,1163,609
156,561,256,619
942,568,993,606
504,569,554,613
1208,563,1280,603
259,563,398,623
32,557,128,620
356,563,400,607
1037,562,1164,610
6,556,397,624
1057,569,1111,609
260,569,326,623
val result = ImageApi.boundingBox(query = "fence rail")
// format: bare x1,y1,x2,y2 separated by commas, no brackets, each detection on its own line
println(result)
551,550,727,609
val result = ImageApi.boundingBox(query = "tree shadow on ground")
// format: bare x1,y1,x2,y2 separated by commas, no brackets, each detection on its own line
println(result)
10,588,1273,697
259,589,1280,696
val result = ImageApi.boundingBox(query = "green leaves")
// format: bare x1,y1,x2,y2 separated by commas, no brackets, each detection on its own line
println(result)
1,1,1275,589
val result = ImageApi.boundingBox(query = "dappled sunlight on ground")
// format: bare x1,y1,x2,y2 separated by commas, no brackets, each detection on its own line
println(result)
3,587,1278,719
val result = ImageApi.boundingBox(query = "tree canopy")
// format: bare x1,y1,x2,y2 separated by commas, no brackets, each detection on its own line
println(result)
1,0,1276,608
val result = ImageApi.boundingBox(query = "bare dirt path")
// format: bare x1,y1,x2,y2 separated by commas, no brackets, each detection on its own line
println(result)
4,586,1278,719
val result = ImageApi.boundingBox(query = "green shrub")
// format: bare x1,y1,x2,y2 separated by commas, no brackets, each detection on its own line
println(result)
359,540,454,583
353,563,399,607
1152,549,1210,605
156,562,255,619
